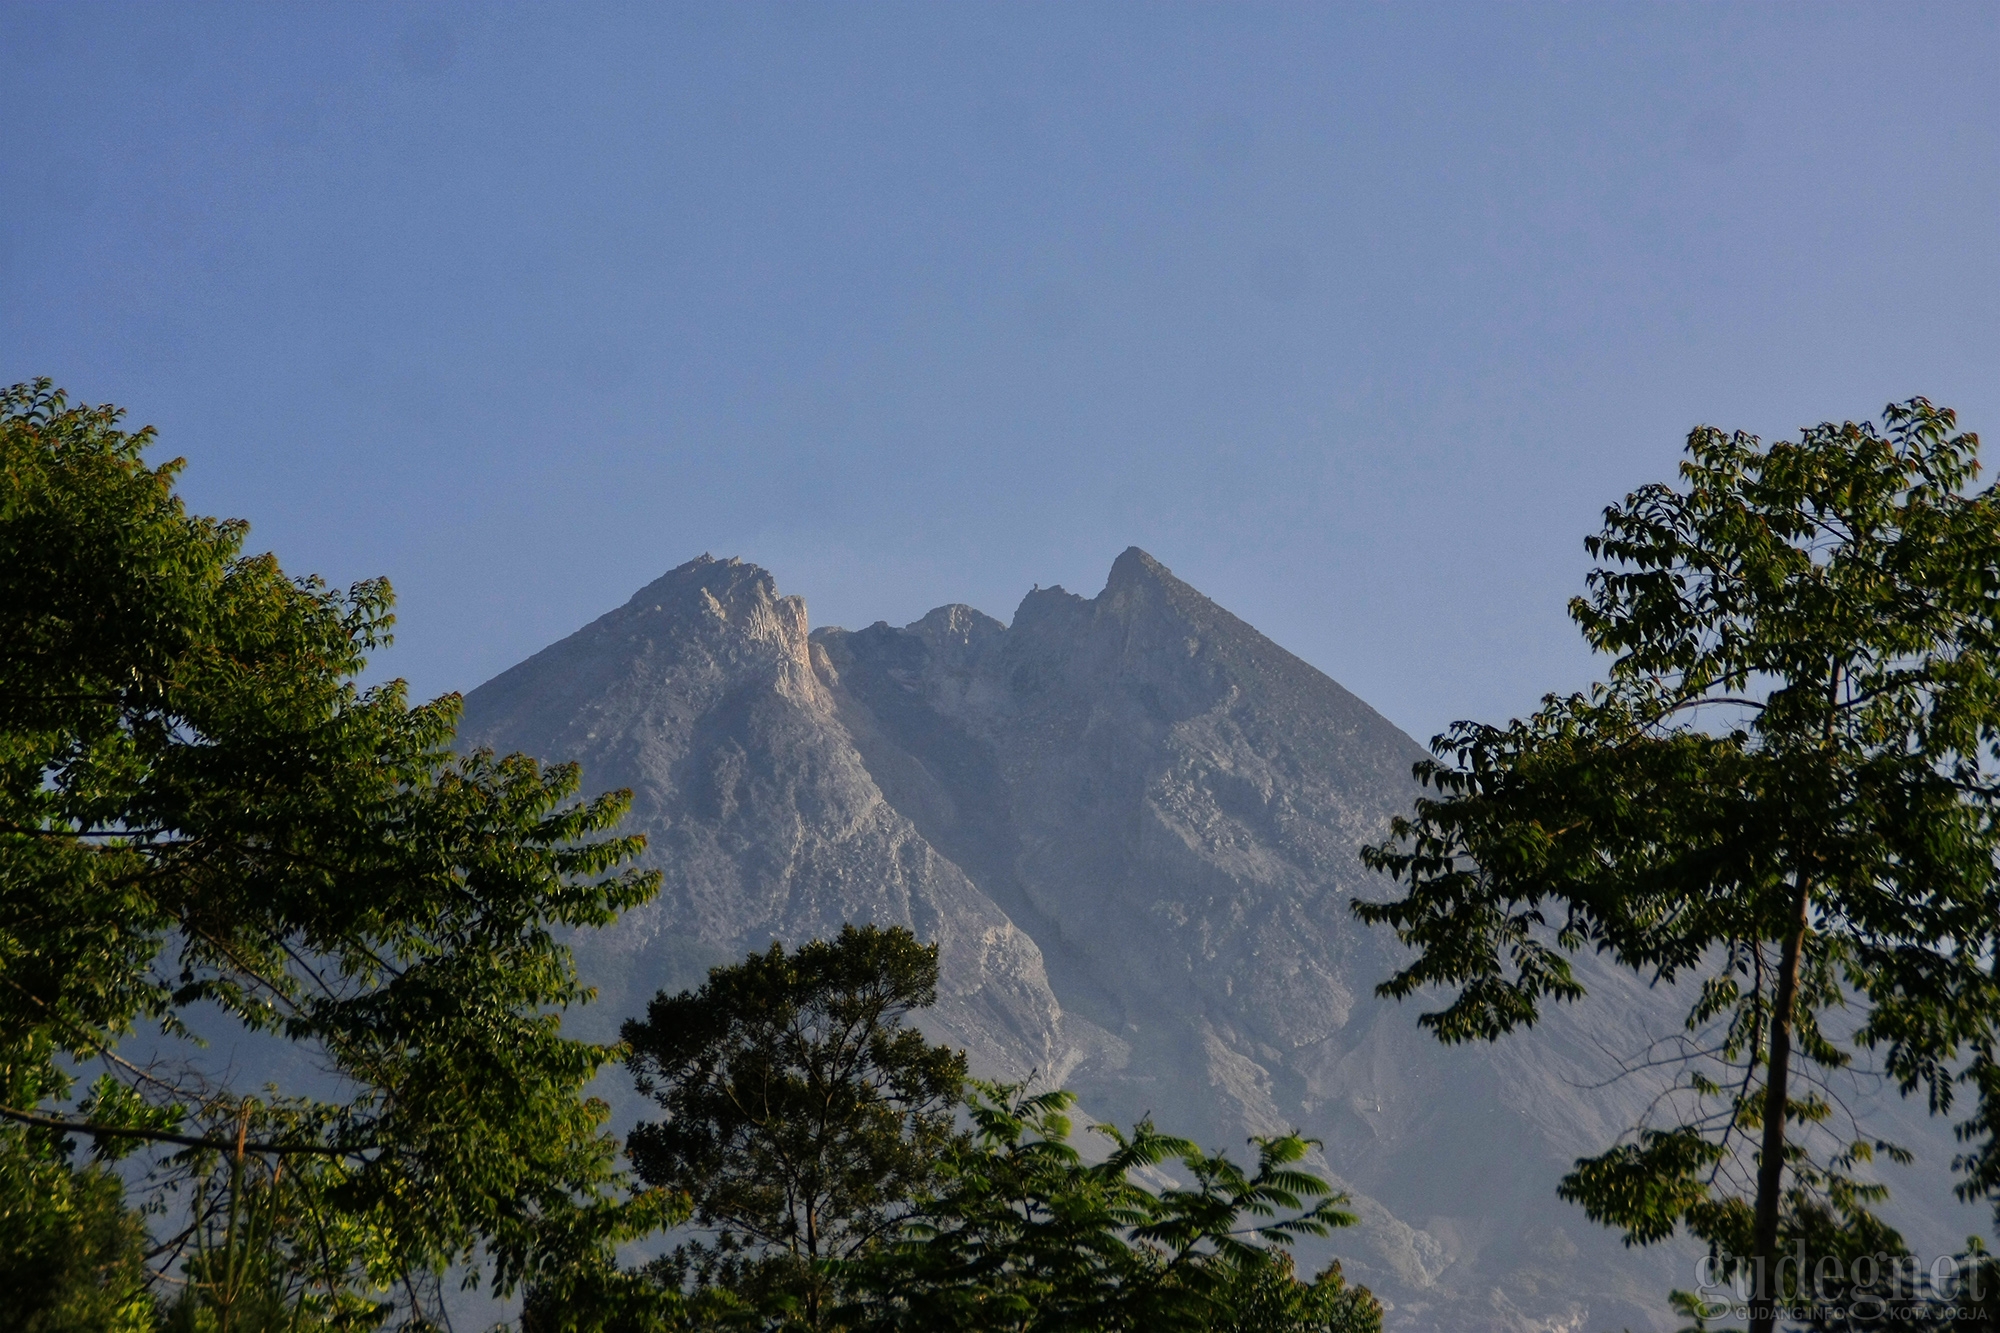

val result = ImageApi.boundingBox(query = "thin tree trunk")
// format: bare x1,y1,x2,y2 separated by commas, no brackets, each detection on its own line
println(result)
1749,880,1810,1333
806,1199,821,1331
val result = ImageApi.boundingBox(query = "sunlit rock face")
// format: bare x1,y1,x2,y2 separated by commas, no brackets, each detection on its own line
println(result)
459,548,1703,1332
453,555,1070,1082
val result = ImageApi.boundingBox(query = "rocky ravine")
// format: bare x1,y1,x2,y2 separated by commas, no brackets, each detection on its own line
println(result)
457,550,1715,1331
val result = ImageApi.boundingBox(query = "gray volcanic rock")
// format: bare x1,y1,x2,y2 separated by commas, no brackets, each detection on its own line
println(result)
459,550,1709,1330
812,550,1421,1145
456,556,1074,1080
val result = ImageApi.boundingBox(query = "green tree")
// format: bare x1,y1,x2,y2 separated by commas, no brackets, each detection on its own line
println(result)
1213,1249,1380,1333
844,1082,1375,1333
621,927,1371,1333
0,379,673,1326
622,925,968,1331
1355,400,2000,1333
0,1130,153,1333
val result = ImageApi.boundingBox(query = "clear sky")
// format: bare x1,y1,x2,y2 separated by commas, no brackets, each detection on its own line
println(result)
6,2,1997,739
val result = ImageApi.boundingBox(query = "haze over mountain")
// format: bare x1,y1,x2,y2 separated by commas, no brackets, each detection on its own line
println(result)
458,549,1973,1332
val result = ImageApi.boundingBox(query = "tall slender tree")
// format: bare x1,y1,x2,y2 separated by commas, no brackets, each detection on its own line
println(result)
623,924,968,1331
1355,400,2000,1332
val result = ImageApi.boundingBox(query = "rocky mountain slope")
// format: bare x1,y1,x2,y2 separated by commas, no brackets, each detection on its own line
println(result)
458,549,1974,1331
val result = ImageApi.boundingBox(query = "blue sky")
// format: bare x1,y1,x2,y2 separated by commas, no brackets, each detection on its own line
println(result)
5,2,1997,738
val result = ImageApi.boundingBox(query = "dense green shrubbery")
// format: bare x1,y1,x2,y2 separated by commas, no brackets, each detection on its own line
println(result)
0,1129,153,1333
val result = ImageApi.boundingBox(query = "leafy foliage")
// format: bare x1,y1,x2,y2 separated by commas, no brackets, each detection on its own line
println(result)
615,927,1376,1333
843,1081,1374,1333
622,925,968,1330
0,380,672,1326
1355,400,2000,1330
1211,1247,1381,1333
0,1127,153,1333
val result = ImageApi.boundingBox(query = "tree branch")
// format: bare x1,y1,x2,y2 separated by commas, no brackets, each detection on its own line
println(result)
0,1104,358,1157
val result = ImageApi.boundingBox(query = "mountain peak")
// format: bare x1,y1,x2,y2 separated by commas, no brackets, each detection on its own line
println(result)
1094,545,1206,632
621,554,778,619
1010,548,1182,630
1104,544,1169,591
906,603,1007,658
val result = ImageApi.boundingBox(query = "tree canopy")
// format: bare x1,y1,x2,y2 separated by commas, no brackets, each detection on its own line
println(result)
0,379,670,1328
844,1081,1376,1333
617,926,1377,1333
623,925,968,1330
1356,399,2000,1332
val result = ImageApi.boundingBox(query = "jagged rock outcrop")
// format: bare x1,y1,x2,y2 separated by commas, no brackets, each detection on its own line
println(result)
457,550,1707,1331
454,556,1075,1080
